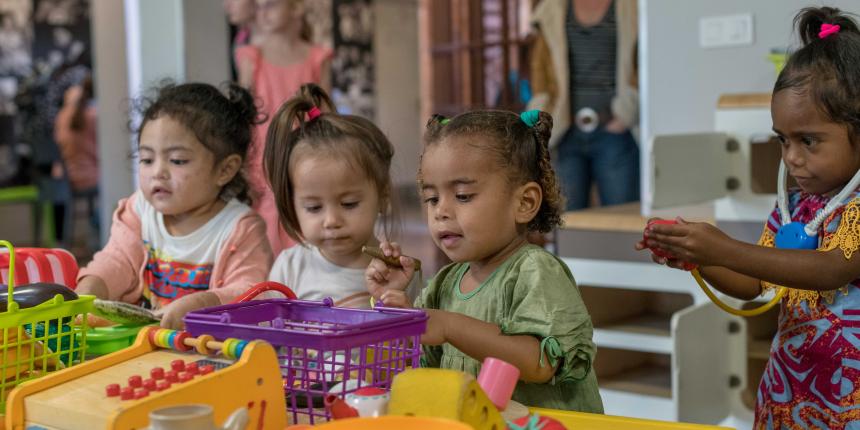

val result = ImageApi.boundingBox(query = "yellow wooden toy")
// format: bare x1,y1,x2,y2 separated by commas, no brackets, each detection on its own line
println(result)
387,368,506,430
5,327,287,430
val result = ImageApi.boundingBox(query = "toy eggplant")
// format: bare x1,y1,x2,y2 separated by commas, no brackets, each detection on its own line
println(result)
0,282,78,312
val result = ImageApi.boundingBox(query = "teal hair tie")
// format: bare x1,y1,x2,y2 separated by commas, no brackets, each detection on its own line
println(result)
520,110,540,128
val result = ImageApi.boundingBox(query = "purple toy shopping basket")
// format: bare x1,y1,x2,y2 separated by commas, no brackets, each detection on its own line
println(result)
184,284,427,424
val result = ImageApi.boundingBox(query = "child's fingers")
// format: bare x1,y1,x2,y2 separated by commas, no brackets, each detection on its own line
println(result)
648,223,687,236
381,241,402,258
380,290,409,308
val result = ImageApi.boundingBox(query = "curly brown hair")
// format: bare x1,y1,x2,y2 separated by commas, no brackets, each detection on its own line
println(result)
421,110,564,233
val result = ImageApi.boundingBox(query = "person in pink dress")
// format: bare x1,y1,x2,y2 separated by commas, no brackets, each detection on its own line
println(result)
236,0,332,255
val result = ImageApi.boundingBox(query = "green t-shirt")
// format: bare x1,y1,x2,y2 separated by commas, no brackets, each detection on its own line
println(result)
415,244,603,413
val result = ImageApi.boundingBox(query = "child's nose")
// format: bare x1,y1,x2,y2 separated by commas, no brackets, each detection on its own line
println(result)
433,197,452,220
323,209,343,228
784,143,804,168
153,160,170,179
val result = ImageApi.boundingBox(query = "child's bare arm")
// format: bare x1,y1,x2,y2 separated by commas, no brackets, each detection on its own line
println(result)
424,309,557,383
647,220,860,292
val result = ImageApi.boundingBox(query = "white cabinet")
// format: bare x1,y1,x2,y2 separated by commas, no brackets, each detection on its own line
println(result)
558,205,743,424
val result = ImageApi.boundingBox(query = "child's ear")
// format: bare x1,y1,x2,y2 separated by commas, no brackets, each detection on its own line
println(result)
215,154,243,187
515,181,542,224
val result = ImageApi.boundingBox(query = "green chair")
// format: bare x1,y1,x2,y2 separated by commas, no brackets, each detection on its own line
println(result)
0,185,56,247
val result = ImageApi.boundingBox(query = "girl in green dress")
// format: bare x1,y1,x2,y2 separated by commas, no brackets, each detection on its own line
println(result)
365,110,603,412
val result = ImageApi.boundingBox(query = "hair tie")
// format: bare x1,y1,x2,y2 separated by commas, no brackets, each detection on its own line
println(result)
307,106,322,121
440,118,450,125
819,23,840,39
520,110,540,128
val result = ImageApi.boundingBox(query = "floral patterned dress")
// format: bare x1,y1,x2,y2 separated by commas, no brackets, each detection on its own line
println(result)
755,188,860,429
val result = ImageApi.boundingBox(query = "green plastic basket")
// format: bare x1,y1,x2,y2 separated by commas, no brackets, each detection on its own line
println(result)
85,323,151,357
0,240,94,413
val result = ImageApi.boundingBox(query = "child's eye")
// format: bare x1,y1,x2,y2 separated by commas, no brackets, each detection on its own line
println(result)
170,159,189,165
139,158,152,165
455,194,474,202
775,135,787,145
342,201,360,209
304,205,322,213
801,136,817,146
423,196,438,205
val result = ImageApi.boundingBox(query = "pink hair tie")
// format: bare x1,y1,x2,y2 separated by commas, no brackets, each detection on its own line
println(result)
819,23,840,39
307,106,322,121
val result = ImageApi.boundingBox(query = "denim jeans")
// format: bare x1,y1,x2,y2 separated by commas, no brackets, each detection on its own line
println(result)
554,127,640,211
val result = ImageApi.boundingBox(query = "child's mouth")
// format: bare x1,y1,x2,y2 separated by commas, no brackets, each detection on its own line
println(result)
438,232,462,247
152,187,171,197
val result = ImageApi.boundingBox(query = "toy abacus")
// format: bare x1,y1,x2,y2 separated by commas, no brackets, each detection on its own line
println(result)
184,283,428,425
5,326,287,430
0,240,93,417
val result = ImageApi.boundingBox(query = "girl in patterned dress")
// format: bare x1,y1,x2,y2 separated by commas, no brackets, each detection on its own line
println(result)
639,7,860,429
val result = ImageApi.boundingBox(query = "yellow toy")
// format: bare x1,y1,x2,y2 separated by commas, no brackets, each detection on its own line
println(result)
387,368,506,430
5,327,287,430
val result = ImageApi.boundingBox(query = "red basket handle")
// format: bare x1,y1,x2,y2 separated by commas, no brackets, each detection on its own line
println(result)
232,281,297,303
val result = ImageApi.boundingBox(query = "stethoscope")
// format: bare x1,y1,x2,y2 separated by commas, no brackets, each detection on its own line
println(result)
692,161,860,316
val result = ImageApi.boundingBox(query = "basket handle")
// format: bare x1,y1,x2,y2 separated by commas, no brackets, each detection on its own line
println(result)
232,281,297,303
1,240,14,307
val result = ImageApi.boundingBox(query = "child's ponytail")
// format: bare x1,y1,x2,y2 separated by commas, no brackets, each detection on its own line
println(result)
263,91,321,242
795,7,859,46
776,7,860,139
530,111,564,234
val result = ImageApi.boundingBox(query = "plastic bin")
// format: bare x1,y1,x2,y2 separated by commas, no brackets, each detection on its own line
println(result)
184,290,426,425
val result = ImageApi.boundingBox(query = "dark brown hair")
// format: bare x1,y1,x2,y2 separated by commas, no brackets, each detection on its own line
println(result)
264,83,396,243
421,110,563,233
135,81,260,204
775,7,860,138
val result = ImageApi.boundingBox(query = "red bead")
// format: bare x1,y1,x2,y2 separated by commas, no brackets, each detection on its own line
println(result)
200,364,215,375
105,383,120,397
143,378,156,390
156,380,171,391
128,375,142,388
186,362,199,374
170,359,185,372
178,372,193,383
150,367,165,380
133,388,149,399
120,387,134,400
166,370,179,383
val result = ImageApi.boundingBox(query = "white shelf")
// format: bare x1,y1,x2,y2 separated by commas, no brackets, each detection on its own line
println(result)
563,257,702,298
594,314,673,354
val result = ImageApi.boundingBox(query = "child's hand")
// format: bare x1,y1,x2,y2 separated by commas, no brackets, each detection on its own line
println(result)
153,292,220,330
420,309,449,346
643,217,732,267
377,289,411,308
365,241,416,300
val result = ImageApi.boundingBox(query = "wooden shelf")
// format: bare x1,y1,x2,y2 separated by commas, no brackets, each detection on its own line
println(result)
747,339,772,361
717,93,771,109
600,363,672,399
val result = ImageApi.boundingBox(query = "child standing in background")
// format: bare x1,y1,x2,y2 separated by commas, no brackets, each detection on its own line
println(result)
76,82,272,329
366,109,603,412
265,84,417,308
640,7,860,428
54,75,98,194
237,0,333,255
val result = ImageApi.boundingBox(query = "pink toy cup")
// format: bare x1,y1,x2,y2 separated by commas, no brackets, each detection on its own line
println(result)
477,357,520,411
